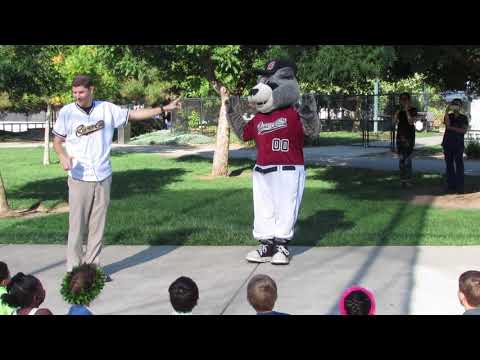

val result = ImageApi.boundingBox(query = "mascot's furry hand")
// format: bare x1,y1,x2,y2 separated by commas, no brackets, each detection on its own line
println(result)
297,93,320,139
225,95,241,114
224,92,248,141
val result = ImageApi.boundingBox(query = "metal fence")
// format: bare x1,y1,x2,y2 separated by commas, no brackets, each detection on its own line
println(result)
170,94,441,148
0,111,50,132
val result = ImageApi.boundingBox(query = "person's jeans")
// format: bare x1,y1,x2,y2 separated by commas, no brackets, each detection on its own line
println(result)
444,149,464,191
397,137,414,182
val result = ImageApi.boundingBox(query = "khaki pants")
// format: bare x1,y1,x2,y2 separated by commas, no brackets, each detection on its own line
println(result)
66,176,112,272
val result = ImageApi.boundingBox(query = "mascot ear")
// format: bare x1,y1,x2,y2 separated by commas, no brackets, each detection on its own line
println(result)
277,67,295,79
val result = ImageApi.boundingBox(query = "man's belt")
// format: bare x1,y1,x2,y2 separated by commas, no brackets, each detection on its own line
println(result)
254,165,297,174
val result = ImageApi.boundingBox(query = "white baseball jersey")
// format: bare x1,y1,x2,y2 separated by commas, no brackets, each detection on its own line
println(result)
53,100,129,182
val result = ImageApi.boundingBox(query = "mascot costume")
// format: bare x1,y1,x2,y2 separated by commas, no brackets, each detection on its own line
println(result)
225,59,320,265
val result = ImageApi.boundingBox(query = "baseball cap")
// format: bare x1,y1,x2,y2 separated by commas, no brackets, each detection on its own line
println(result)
256,59,297,76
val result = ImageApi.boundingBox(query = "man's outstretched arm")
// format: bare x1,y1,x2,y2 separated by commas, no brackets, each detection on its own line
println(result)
128,98,181,122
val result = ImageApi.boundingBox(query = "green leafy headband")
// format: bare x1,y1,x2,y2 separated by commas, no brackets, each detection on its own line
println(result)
60,266,105,306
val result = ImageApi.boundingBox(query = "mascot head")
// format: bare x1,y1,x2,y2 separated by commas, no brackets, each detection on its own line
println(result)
248,59,300,114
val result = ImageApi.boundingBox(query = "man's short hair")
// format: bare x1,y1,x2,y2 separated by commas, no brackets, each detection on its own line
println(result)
459,270,480,307
399,92,411,100
247,274,277,312
0,261,9,282
169,276,199,313
72,75,94,88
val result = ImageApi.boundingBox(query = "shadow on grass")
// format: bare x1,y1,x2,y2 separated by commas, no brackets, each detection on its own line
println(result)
290,209,355,257
311,165,432,314
8,168,187,204
312,165,480,203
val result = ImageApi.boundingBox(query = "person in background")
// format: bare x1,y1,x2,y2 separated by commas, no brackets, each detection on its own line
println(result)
394,92,419,188
442,98,469,194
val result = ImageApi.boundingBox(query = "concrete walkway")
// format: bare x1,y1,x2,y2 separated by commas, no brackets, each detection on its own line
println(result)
1,244,477,315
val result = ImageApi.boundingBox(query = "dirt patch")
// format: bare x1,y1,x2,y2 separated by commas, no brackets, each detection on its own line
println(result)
0,202,69,219
409,188,480,209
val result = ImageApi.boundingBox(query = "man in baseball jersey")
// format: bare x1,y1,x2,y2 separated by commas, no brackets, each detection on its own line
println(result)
53,75,181,280
225,59,320,265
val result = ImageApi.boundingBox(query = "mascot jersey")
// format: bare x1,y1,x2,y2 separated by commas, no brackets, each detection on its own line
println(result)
242,106,304,166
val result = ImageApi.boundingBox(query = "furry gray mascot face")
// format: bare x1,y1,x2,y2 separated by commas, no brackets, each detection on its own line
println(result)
248,59,300,114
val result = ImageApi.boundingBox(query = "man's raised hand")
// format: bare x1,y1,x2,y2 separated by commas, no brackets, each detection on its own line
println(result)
163,98,182,112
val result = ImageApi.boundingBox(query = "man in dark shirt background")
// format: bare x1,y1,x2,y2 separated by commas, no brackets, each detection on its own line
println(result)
395,92,418,187
442,98,469,194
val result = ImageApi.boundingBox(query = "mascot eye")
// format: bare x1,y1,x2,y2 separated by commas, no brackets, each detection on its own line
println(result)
266,81,279,90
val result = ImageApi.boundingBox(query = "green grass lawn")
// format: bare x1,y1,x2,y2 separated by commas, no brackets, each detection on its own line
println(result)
415,145,443,157
129,130,440,148
0,147,478,246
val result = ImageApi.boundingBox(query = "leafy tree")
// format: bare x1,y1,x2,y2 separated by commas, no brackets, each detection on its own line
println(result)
130,45,268,176
390,46,480,93
0,45,65,214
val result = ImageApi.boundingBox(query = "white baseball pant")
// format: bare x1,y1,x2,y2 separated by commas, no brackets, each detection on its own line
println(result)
252,164,306,241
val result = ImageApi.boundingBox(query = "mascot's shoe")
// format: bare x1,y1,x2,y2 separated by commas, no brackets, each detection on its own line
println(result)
246,243,275,263
271,245,290,265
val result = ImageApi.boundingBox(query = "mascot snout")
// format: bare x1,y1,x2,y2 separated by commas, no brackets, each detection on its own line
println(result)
248,83,274,113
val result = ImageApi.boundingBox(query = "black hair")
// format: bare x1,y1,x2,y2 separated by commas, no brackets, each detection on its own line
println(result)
344,290,372,315
168,276,199,313
452,98,463,105
0,272,40,308
0,261,9,282
399,92,411,100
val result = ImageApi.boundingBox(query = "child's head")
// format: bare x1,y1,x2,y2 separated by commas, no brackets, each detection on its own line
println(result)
0,261,10,287
169,276,199,314
247,274,277,313
339,286,376,315
1,272,45,309
458,270,480,309
69,264,98,304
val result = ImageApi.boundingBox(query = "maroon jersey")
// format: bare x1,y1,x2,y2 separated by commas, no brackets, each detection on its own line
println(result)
243,106,304,166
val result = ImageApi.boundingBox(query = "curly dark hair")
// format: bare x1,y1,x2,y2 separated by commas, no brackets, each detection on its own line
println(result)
1,272,40,308
0,261,9,282
168,276,199,313
344,290,372,315
69,264,98,295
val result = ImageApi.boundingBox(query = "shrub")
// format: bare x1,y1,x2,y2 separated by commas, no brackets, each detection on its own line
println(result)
188,110,201,129
465,140,480,159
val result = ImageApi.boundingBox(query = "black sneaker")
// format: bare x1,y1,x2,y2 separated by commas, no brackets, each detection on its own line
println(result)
246,243,274,263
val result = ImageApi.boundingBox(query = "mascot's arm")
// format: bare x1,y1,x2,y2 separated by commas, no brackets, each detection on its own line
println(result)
298,94,320,139
225,95,249,141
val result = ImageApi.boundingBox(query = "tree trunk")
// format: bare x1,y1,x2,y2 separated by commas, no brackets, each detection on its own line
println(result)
0,171,11,214
43,104,51,166
211,91,231,177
